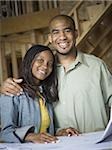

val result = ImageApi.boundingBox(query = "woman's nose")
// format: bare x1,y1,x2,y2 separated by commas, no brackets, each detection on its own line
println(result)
42,62,48,69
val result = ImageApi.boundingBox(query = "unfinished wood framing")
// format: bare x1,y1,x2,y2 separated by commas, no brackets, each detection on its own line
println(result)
0,1,112,86
11,43,19,78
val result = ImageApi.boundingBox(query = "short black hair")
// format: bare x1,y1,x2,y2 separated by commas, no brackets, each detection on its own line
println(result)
49,14,76,31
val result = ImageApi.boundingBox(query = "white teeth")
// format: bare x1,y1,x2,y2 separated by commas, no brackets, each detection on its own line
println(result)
59,43,68,49
39,70,46,75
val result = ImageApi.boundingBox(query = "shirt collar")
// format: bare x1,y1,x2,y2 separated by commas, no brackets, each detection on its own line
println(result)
56,50,89,68
75,51,89,67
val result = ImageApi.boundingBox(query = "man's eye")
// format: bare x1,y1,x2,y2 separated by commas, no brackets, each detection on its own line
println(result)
52,30,59,35
65,29,72,32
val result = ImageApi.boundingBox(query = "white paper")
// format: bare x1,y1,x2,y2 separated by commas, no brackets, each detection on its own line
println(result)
1,107,112,150
97,106,112,143
0,131,112,150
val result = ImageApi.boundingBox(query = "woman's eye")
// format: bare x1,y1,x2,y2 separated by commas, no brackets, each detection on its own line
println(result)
36,59,44,63
48,62,53,67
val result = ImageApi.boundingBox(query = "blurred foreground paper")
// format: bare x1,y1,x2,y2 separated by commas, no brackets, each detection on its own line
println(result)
97,106,112,143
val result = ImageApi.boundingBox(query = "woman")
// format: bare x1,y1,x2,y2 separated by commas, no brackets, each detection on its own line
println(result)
0,44,58,143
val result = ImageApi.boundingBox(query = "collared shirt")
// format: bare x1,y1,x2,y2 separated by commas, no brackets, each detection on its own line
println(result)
54,51,112,133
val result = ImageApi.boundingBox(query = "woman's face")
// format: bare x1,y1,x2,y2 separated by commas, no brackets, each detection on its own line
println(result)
32,50,54,82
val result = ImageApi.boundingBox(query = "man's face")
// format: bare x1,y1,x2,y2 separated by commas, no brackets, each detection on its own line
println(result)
49,18,77,55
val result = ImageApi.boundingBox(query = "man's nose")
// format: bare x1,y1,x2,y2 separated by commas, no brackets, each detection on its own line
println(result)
59,31,67,40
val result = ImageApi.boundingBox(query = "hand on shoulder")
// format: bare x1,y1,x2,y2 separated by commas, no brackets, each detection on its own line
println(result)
1,77,23,96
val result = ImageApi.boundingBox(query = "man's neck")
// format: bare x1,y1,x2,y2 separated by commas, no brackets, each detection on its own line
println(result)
57,49,77,70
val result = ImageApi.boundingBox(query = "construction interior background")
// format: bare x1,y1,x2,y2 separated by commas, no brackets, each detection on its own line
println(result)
0,0,112,88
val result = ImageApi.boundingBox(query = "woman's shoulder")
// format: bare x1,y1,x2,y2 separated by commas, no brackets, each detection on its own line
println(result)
0,92,29,104
0,92,36,107
0,94,19,107
0,94,14,101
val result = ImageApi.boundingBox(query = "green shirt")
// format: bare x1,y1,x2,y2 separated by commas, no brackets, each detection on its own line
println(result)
54,51,112,133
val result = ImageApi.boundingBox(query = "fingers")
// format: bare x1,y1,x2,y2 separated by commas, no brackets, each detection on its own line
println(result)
56,127,79,136
12,78,23,94
4,82,20,96
25,132,59,144
13,78,23,83
39,133,58,144
56,129,68,136
1,78,23,96
66,127,79,136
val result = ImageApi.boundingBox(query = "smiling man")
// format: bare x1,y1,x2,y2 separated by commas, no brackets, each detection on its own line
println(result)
48,15,112,133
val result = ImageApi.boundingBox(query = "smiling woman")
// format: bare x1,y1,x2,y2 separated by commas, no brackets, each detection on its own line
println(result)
0,44,58,143
32,50,54,82
19,44,57,101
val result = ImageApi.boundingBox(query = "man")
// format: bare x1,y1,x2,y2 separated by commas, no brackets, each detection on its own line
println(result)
1,15,112,133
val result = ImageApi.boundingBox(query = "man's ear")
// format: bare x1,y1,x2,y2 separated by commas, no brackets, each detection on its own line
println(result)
74,29,78,39
48,33,52,43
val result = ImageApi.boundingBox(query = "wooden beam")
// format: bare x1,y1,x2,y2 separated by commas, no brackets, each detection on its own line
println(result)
100,42,112,58
0,43,8,85
0,8,59,36
76,3,112,47
11,43,19,78
21,44,27,59
1,31,36,44
0,48,4,86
